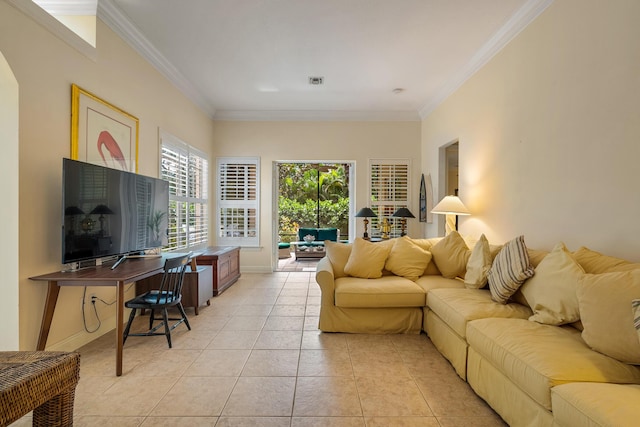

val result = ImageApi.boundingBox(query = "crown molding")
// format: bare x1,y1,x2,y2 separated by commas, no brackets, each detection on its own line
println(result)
97,0,216,118
418,0,554,120
212,109,421,122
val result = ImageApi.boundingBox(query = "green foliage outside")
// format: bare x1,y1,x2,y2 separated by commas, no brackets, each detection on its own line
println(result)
278,163,350,242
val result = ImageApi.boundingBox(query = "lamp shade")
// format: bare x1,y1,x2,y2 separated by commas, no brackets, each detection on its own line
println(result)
65,206,84,216
355,207,376,218
90,204,114,215
431,196,470,215
392,207,415,218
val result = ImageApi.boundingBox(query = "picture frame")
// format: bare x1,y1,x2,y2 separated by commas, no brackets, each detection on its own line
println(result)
71,84,139,172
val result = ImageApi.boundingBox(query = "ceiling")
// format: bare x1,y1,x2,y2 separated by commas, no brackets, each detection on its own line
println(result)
97,0,552,121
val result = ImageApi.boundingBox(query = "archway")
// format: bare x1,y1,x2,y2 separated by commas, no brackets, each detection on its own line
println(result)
0,50,20,350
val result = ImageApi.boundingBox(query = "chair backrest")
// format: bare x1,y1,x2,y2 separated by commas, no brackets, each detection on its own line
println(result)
154,253,191,304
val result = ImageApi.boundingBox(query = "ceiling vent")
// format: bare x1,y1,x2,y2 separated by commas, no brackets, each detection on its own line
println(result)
308,77,324,85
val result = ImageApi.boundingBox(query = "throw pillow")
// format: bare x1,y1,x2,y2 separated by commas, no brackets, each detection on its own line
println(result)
325,241,352,279
577,270,640,365
384,236,432,281
430,231,471,279
344,238,392,279
464,234,492,289
519,242,585,325
488,235,535,304
633,299,640,345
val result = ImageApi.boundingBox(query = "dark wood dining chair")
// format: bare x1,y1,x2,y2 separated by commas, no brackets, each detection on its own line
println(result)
123,253,192,348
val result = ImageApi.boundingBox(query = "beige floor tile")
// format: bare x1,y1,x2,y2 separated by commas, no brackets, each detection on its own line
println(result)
140,417,218,426
270,304,307,316
389,333,434,351
436,416,508,427
298,349,354,377
264,315,305,330
74,416,146,426
350,349,412,378
346,334,395,352
291,417,365,427
364,416,440,427
293,376,362,417
279,288,308,297
254,330,302,349
305,304,320,316
216,417,291,427
206,330,260,349
233,304,274,316
222,315,268,331
241,349,300,376
276,295,308,305
125,349,200,377
399,349,456,379
75,376,178,416
151,376,237,417
414,375,497,417
301,330,348,350
186,314,230,330
186,349,251,376
304,316,320,330
222,377,296,416
356,376,433,417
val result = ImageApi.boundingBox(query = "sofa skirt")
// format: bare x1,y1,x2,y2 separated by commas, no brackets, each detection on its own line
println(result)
466,347,553,427
424,309,468,379
318,304,422,334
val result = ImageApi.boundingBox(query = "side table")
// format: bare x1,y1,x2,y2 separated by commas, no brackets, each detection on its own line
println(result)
0,351,80,426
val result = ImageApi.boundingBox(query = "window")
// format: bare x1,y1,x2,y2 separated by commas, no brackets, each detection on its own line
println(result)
160,132,208,251
217,157,260,247
369,159,410,238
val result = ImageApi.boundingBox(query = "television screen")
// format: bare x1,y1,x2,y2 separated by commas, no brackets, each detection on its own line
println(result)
62,158,169,265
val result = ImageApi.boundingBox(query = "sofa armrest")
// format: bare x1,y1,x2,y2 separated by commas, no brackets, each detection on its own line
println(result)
315,257,336,306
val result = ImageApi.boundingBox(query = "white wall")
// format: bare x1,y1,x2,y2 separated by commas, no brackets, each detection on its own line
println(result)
422,0,640,261
212,120,422,271
0,52,19,350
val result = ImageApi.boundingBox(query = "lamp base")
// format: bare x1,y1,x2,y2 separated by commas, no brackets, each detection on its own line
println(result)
445,214,457,235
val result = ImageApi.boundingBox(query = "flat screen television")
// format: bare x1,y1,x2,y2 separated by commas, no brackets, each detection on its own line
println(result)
62,158,169,265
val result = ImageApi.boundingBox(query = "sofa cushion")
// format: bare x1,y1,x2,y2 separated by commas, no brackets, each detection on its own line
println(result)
552,383,640,427
577,270,640,364
634,299,640,343
464,234,492,289
427,288,531,338
519,242,585,325
414,275,465,294
384,236,432,281
430,231,470,279
467,318,640,410
344,238,392,279
488,235,535,304
325,241,352,279
334,276,425,308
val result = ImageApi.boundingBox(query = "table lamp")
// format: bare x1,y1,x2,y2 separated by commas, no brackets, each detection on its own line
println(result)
392,207,415,237
431,196,470,235
355,207,376,239
90,204,114,236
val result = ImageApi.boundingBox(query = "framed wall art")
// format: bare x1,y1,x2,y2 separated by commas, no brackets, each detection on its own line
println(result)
71,84,139,172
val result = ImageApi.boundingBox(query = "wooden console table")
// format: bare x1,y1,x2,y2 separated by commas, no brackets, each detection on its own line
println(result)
195,246,241,295
29,255,181,376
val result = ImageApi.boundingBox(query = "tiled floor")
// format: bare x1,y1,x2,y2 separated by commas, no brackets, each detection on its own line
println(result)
277,253,319,272
15,271,507,426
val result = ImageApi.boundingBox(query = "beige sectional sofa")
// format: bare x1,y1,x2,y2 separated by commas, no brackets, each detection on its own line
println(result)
315,233,640,427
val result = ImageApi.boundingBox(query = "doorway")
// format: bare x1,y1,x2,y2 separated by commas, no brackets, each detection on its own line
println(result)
274,161,354,271
438,141,459,235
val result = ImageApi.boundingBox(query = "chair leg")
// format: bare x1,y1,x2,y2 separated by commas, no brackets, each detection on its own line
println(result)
162,308,172,348
149,309,155,330
123,308,137,345
177,303,191,330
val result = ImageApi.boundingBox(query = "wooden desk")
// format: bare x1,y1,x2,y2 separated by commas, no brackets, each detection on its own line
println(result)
29,257,169,376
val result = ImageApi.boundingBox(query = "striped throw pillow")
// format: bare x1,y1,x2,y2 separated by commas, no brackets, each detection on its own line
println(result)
488,235,535,304
633,299,640,343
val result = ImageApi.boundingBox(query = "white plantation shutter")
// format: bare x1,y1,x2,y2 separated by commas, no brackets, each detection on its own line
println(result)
369,159,410,238
160,131,208,250
217,157,260,246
